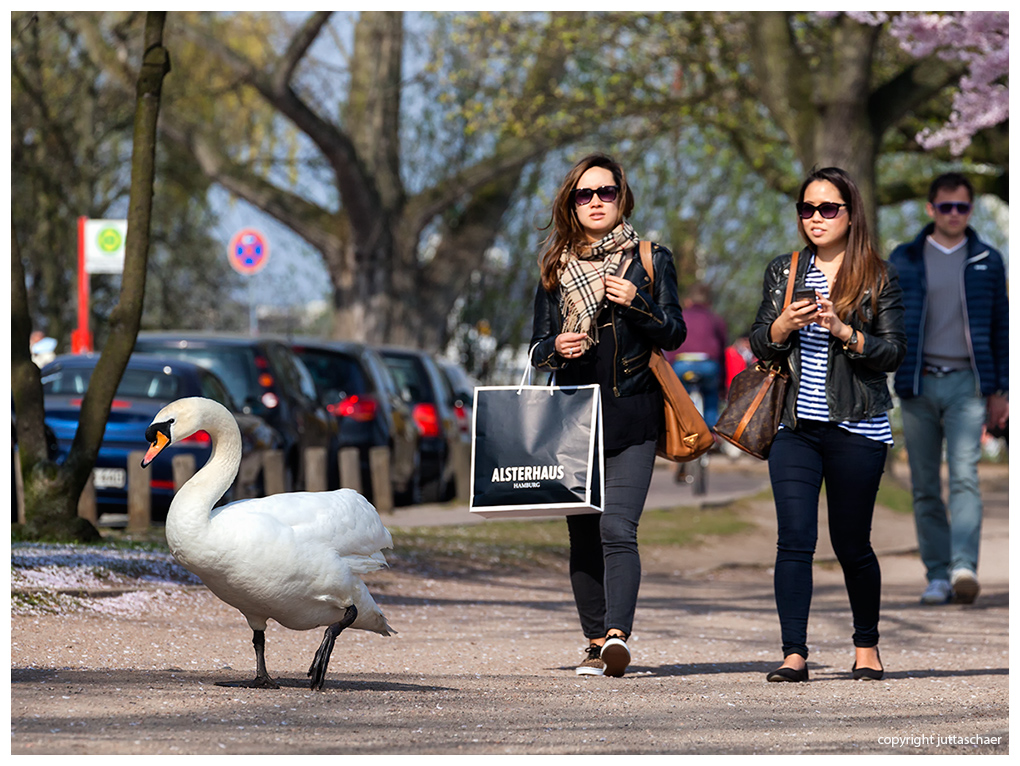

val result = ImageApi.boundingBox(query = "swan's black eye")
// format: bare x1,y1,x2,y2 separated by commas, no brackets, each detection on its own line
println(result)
145,420,173,445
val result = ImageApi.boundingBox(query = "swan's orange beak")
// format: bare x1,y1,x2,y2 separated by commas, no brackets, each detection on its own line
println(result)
141,430,170,468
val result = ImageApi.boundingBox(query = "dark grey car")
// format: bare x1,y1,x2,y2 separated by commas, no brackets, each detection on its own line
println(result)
376,346,459,502
292,339,422,506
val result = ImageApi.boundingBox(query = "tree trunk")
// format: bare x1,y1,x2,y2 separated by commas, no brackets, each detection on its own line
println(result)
14,11,171,541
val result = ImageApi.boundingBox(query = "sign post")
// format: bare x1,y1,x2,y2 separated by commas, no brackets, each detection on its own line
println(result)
228,229,270,335
72,217,128,353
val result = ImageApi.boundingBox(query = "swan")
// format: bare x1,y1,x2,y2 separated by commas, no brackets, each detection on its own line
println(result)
140,396,395,691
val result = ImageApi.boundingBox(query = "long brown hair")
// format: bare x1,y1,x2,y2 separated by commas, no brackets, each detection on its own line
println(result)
797,166,887,321
538,153,635,291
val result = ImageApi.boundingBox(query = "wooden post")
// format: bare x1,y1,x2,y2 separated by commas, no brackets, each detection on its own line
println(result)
14,448,26,524
453,438,472,505
304,447,328,492
263,449,285,496
126,450,150,532
172,454,196,491
369,446,393,513
339,447,361,494
76,471,97,525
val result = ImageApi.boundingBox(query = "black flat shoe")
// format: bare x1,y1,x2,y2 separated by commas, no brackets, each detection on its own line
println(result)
766,665,808,683
852,649,884,680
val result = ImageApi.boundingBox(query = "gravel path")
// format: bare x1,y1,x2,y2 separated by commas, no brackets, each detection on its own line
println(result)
10,458,1009,755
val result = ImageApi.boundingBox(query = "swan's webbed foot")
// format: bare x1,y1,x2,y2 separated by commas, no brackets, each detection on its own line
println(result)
246,629,280,690
247,672,281,689
308,604,358,691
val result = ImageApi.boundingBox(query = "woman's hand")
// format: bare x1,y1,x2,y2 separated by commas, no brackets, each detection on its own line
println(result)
605,275,637,307
556,331,589,359
814,294,854,343
770,296,821,344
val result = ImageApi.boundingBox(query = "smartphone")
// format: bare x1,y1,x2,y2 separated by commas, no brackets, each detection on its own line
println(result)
794,288,818,313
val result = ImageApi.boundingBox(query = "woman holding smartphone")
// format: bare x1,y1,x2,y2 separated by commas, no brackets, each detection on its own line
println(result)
749,167,906,682
530,153,685,677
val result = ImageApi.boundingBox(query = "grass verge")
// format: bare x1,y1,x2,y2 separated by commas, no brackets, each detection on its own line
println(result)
391,501,753,574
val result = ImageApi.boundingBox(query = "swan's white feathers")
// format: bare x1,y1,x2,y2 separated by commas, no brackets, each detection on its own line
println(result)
148,397,396,639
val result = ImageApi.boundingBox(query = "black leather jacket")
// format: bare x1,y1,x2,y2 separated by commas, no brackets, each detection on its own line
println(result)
530,243,686,397
749,250,907,427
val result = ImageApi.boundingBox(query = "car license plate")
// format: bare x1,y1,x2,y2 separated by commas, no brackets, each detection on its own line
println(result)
93,467,126,489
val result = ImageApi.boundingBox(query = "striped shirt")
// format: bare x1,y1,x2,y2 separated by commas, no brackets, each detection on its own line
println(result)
792,256,893,445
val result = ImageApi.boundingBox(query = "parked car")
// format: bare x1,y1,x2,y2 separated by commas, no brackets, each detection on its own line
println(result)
133,332,340,492
437,359,479,443
376,346,460,502
291,338,423,505
39,353,283,525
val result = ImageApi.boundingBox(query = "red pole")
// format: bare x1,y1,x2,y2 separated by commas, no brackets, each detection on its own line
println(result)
71,215,93,353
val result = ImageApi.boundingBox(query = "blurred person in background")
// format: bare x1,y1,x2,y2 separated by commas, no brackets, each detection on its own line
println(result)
890,172,1008,607
666,281,728,428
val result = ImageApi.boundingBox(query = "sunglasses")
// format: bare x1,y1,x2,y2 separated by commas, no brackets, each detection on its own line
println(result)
934,201,972,215
572,185,619,206
796,202,847,220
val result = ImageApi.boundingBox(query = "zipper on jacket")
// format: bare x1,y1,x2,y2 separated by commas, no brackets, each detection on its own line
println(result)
960,250,990,395
611,311,620,396
913,261,928,397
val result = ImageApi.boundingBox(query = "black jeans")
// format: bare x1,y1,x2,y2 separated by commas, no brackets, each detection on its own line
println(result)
566,438,657,640
768,421,887,659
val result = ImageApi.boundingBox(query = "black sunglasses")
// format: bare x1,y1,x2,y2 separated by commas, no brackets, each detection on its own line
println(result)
796,202,847,220
934,201,971,215
572,185,619,206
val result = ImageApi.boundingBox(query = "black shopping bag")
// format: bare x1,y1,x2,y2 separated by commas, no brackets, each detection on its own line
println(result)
470,383,604,518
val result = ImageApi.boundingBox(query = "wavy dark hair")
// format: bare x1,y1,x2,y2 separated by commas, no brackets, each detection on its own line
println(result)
538,153,635,291
797,166,887,321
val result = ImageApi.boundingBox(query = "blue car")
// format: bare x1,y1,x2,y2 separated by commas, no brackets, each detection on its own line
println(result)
40,353,283,526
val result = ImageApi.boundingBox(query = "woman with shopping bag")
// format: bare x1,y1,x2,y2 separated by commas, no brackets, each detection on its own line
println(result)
530,153,686,677
749,167,906,683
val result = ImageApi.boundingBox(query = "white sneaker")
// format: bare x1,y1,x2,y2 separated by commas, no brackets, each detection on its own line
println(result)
920,579,952,605
950,569,980,604
600,636,631,678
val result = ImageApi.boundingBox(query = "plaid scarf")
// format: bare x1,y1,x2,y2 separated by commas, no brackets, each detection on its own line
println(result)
557,221,641,352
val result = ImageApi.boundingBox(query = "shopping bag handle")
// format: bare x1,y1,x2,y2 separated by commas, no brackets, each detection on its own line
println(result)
520,344,556,395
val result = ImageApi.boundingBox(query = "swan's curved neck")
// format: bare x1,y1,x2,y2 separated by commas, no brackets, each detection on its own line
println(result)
166,404,242,547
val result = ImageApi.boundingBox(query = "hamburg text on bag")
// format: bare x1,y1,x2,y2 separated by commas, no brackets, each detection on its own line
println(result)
470,382,604,518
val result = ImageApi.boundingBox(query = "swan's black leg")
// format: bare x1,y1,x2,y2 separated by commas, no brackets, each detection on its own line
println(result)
308,604,358,690
250,629,280,689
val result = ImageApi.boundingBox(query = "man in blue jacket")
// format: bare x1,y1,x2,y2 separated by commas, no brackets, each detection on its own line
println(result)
890,172,1008,606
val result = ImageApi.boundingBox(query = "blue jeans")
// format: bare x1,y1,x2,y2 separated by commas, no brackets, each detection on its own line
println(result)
900,369,985,582
768,421,887,659
566,439,657,639
672,359,720,427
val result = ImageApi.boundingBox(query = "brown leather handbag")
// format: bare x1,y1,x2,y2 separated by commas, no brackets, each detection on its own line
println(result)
713,251,800,460
637,241,715,463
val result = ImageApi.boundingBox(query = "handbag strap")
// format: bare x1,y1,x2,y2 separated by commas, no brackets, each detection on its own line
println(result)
731,365,780,442
783,250,800,309
729,250,800,440
638,240,654,288
637,241,665,358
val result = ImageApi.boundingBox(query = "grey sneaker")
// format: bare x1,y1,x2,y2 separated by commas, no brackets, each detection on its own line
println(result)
951,569,980,604
601,636,631,678
576,644,605,676
920,579,952,605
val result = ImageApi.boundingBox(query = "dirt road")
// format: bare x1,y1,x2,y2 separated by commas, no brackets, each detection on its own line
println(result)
10,458,1009,755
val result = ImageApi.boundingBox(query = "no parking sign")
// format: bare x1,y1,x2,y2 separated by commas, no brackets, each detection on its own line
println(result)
228,229,270,275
